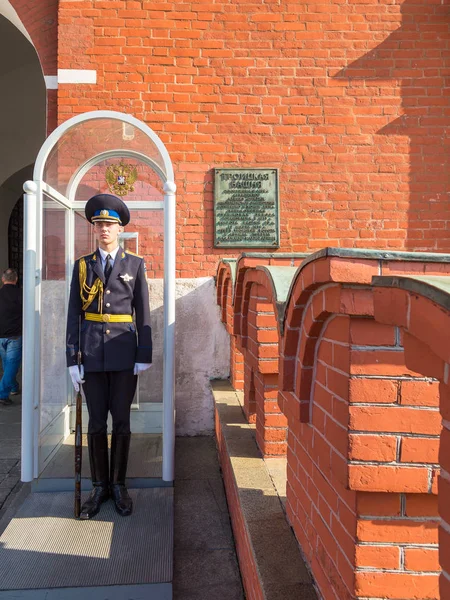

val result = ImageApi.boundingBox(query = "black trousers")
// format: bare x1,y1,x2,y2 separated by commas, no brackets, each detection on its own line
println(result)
82,370,137,435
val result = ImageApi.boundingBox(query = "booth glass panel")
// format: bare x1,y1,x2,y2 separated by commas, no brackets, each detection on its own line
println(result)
74,156,164,204
42,118,167,196
39,195,69,468
128,208,164,405
74,210,95,258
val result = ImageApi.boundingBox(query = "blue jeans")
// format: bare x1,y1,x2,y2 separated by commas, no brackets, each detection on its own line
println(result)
0,337,22,399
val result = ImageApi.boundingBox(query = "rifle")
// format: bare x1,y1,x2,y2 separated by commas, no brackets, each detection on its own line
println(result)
74,320,83,518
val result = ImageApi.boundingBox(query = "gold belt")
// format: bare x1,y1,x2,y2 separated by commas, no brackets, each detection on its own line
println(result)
84,313,133,323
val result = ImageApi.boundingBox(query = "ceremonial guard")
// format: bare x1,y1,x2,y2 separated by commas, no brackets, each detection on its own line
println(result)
66,194,152,520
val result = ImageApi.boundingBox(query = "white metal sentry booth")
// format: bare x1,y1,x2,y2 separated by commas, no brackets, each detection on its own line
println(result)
21,111,176,485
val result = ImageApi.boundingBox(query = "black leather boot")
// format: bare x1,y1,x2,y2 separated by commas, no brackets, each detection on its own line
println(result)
110,433,133,516
79,433,110,520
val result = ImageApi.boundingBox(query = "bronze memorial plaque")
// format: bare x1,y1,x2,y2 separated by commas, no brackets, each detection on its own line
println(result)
214,168,279,248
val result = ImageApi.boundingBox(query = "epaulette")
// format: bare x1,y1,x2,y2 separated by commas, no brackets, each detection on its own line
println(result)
125,250,144,259
76,251,96,261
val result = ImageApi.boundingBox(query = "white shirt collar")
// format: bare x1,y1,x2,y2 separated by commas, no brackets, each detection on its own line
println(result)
98,245,121,264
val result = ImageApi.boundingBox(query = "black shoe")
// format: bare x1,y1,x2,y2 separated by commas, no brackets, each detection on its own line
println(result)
110,484,133,516
110,433,133,516
0,398,12,406
79,433,109,520
79,485,109,520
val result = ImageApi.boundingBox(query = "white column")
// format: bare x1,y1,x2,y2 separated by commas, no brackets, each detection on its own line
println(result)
21,181,37,482
162,181,176,482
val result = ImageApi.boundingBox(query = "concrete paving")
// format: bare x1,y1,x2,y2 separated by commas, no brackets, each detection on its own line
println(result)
173,436,245,599
0,392,23,522
212,381,318,599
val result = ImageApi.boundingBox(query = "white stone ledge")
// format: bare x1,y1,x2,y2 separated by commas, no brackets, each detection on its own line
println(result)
57,69,97,84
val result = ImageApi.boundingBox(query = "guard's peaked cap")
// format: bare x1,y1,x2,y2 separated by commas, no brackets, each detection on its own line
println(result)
85,194,130,226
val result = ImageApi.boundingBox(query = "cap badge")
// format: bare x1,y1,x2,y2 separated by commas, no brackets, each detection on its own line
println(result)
106,160,138,196
100,209,109,217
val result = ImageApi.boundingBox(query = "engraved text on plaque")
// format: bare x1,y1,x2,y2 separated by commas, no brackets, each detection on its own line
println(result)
214,168,279,248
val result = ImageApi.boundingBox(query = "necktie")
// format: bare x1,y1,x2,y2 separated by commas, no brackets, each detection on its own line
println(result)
104,254,113,283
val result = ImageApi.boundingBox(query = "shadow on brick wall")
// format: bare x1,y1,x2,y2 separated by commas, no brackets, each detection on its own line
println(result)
336,0,450,252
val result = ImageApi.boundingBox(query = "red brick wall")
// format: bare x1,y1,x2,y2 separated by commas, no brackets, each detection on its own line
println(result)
53,0,450,277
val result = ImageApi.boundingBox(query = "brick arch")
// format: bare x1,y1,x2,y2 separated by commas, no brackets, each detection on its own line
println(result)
282,261,322,394
239,277,252,350
234,253,305,337
286,283,374,423
216,262,227,309
216,259,244,391
281,250,450,394
8,0,57,75
282,254,379,392
216,256,450,600
216,260,235,331
238,268,284,361
234,261,259,337
237,267,288,455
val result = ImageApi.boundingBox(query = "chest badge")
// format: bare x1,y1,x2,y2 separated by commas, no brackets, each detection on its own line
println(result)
120,273,134,282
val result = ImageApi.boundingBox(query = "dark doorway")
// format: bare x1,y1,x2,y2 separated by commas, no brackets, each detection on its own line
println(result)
8,197,23,286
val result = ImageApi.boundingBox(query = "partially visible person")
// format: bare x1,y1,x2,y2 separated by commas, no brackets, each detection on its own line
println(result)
0,268,22,405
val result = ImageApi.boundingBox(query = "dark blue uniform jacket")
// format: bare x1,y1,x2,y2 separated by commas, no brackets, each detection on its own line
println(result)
66,250,152,372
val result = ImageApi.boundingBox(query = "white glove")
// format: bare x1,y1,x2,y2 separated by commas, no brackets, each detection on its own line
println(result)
134,363,152,375
69,364,85,392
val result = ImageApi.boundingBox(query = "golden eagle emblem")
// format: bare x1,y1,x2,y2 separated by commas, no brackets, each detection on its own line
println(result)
105,161,138,196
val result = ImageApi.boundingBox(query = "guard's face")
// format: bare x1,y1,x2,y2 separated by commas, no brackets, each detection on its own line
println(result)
93,221,123,245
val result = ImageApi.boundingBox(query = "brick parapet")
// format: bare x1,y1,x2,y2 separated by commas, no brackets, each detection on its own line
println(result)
282,255,447,599
215,250,450,599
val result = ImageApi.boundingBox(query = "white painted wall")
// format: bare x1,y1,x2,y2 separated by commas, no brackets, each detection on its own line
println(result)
141,277,230,435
